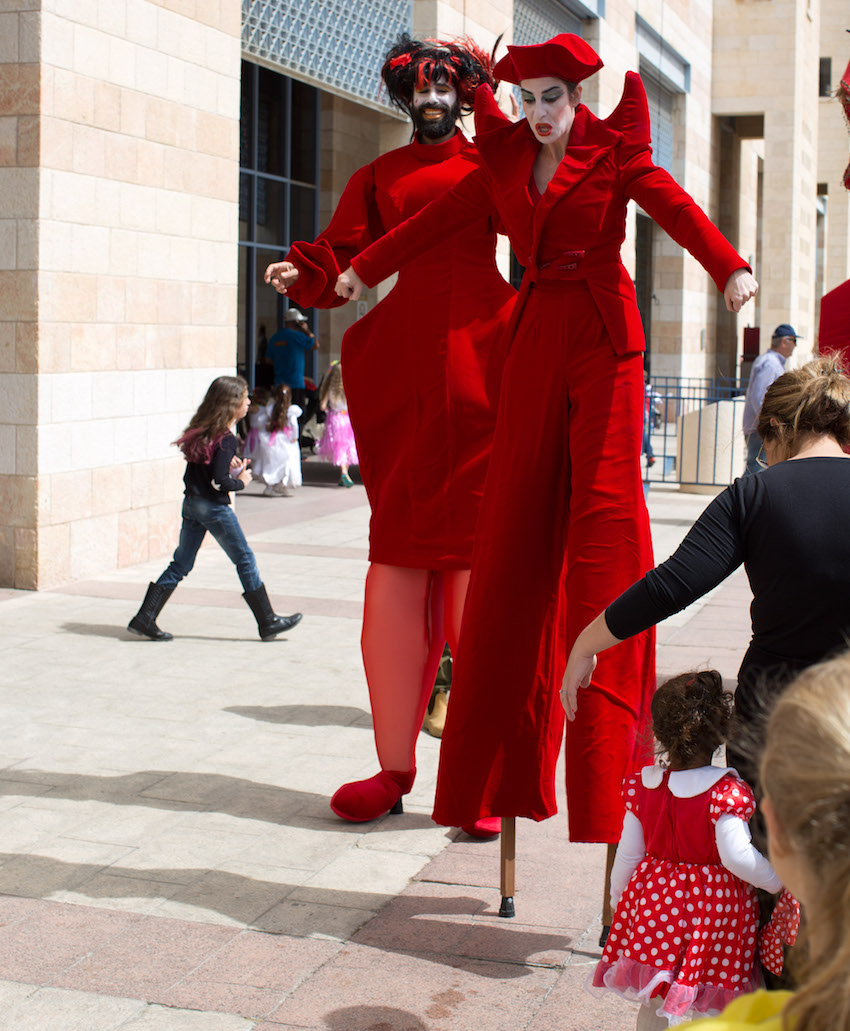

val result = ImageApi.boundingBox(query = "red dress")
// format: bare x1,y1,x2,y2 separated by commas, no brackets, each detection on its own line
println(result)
286,132,516,569
352,75,749,840
594,772,760,1024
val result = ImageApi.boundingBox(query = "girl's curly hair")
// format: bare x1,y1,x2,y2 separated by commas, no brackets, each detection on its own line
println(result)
651,670,733,769
381,32,498,115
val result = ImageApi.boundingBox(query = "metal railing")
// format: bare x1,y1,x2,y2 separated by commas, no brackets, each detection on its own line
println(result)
644,376,749,489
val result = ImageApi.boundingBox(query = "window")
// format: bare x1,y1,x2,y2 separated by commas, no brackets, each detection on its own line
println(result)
819,58,832,98
238,62,320,387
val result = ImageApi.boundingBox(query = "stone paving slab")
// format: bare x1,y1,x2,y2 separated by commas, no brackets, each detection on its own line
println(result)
0,477,756,1029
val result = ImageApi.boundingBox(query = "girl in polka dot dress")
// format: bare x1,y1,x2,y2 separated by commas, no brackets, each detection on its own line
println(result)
592,670,783,1029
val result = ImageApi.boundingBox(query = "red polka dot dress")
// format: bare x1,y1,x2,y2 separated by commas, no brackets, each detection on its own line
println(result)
593,768,767,1025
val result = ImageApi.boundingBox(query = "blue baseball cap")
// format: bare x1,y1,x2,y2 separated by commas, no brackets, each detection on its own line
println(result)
772,324,799,339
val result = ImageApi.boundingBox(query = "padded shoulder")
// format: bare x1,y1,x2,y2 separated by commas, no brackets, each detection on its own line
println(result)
603,71,651,146
474,83,513,136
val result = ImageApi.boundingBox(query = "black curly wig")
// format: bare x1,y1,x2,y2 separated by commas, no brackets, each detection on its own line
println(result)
651,670,734,769
381,32,498,116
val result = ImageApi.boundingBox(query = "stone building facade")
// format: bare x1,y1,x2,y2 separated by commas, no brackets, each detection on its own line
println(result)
1,0,847,589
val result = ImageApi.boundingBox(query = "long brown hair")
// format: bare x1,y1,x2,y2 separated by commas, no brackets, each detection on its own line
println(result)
319,363,346,410
174,375,247,463
758,356,850,459
761,652,850,1031
269,382,292,434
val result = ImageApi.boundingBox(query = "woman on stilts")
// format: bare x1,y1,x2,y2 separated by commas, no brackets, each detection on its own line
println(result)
335,34,758,915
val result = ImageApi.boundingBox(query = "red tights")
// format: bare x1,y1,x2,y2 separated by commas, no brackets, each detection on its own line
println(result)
361,563,470,773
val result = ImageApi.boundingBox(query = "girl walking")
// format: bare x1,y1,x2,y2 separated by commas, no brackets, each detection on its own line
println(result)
127,375,302,641
593,670,784,1028
253,383,303,497
316,362,358,487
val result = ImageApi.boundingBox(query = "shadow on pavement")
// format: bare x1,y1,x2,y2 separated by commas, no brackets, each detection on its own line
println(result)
324,1006,428,1030
0,859,570,975
0,768,439,828
61,622,300,644
62,622,133,639
224,704,371,727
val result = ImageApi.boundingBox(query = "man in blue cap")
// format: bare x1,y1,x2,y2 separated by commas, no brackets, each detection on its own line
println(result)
742,324,798,474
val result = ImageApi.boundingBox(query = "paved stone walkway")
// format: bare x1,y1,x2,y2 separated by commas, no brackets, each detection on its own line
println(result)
0,464,752,1029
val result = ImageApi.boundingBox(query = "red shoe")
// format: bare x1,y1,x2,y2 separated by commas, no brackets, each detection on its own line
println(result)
461,817,501,838
330,768,416,822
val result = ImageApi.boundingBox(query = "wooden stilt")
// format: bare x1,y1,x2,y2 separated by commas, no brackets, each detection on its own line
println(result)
498,816,516,918
599,841,617,945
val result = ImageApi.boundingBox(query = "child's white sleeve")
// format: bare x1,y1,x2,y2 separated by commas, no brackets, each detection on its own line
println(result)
715,814,782,892
610,811,646,909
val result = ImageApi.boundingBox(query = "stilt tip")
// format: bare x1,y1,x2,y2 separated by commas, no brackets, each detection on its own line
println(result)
498,895,515,918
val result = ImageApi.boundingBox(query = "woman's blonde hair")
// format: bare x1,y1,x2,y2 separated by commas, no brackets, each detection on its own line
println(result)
319,363,346,410
758,356,850,459
760,651,850,1031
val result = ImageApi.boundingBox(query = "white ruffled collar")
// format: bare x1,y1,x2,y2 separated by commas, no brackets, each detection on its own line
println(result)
640,764,741,798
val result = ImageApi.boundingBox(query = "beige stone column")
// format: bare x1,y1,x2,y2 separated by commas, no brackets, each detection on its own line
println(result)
713,0,821,359
817,0,850,319
0,1,243,589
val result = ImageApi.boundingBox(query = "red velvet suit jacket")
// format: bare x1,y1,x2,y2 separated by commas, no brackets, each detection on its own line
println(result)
286,133,516,568
353,74,748,359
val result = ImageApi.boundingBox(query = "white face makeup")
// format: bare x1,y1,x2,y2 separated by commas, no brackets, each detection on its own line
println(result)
411,78,459,140
520,77,580,146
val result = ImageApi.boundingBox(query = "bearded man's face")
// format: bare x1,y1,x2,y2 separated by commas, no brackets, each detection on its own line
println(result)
411,74,459,139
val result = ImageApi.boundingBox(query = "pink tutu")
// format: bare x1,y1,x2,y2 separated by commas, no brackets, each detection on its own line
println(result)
317,409,358,467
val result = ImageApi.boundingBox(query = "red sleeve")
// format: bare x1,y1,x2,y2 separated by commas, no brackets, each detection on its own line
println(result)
351,165,496,287
620,145,749,294
623,772,642,817
286,163,385,310
709,775,756,823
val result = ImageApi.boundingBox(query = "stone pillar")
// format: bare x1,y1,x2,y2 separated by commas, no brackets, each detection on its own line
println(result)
0,0,243,589
712,0,821,358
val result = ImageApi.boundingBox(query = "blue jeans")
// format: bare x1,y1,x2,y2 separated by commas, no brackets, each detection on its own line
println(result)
744,433,763,476
156,495,261,593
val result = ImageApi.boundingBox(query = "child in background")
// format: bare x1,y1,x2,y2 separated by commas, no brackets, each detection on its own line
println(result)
127,375,302,641
254,383,303,497
242,386,270,478
593,670,783,1029
316,361,358,487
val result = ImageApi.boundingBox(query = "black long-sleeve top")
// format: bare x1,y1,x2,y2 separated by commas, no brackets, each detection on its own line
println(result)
607,457,850,710
183,433,244,506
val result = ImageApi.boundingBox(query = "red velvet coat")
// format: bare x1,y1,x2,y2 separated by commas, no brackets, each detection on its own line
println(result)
352,75,751,836
353,75,747,354
286,133,516,569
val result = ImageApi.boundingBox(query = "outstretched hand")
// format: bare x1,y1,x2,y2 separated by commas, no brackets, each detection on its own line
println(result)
265,261,299,295
724,268,759,313
335,266,365,301
560,611,623,721
561,647,597,722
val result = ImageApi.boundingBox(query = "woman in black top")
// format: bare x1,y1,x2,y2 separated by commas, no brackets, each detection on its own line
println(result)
128,375,302,642
562,358,850,745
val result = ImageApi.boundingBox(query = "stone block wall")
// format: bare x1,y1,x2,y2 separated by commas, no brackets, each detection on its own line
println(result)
0,0,243,588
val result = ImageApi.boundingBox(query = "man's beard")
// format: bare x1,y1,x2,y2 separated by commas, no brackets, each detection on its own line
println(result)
412,100,460,140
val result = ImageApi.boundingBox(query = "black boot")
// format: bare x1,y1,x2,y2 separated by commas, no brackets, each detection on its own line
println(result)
243,584,302,640
128,583,174,641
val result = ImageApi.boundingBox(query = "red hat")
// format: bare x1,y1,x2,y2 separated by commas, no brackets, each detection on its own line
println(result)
493,33,603,85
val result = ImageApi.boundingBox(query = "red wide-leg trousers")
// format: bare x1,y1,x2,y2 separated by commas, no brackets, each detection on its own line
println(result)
433,281,656,842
